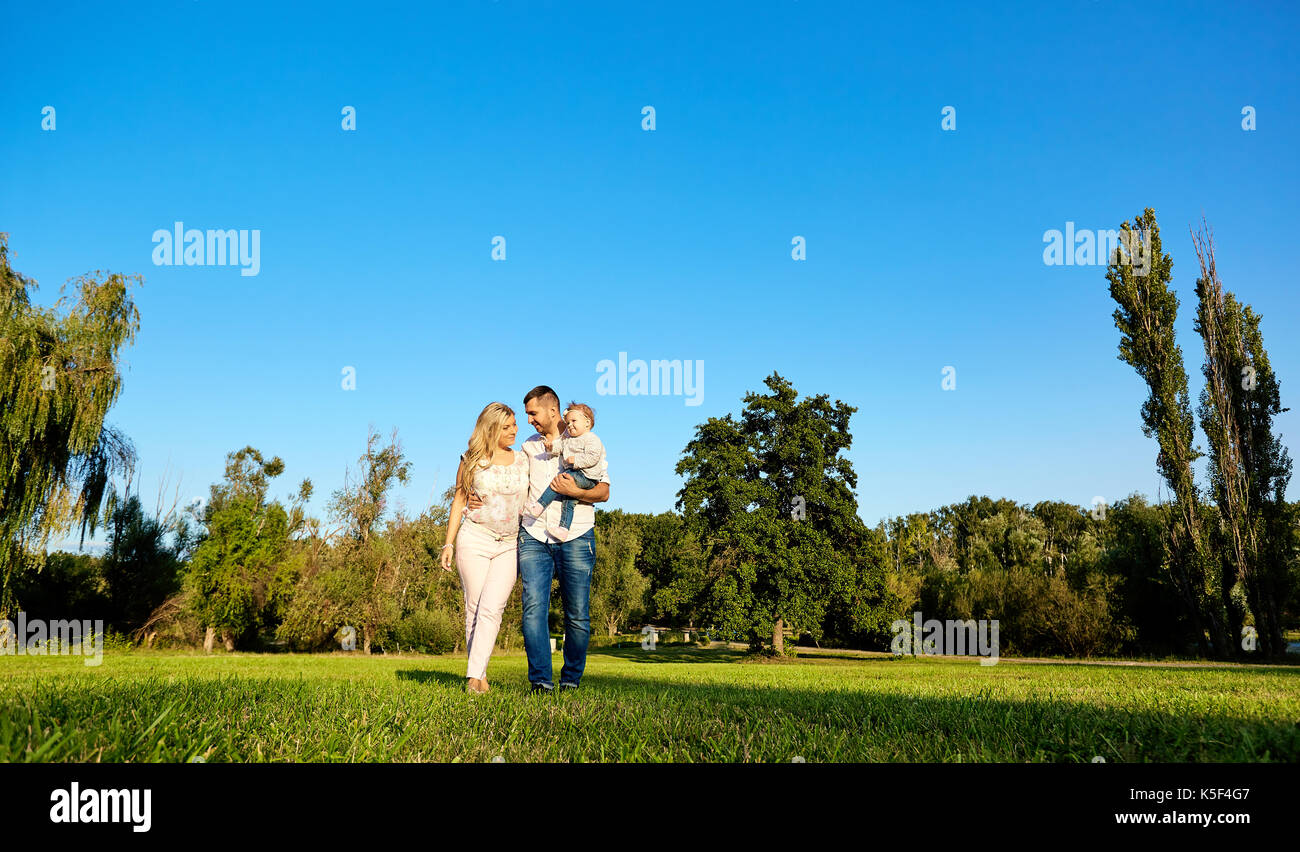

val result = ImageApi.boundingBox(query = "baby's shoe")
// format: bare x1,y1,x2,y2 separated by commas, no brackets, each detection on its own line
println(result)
523,500,545,518
548,526,570,542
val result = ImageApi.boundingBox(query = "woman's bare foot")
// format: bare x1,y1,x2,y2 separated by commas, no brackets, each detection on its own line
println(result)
466,677,487,693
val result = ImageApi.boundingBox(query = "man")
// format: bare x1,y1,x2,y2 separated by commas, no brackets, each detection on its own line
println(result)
469,385,610,693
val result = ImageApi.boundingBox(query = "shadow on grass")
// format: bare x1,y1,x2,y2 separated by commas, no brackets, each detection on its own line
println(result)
782,650,894,663
395,669,466,689
587,644,750,664
592,644,901,665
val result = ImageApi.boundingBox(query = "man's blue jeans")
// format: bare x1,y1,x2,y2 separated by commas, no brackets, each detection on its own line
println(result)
518,526,595,689
533,469,597,531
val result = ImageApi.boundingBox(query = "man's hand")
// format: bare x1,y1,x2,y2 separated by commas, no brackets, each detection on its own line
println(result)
466,492,483,510
549,475,609,504
549,474,581,498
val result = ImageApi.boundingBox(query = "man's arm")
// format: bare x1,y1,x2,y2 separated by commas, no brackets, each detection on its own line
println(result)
549,475,608,504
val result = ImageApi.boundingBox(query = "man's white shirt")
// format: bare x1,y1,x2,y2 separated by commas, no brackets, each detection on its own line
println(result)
520,431,610,543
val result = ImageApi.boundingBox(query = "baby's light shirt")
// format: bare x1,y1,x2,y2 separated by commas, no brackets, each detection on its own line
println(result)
554,431,607,480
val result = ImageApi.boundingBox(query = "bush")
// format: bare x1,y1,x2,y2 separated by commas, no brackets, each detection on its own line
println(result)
393,608,458,654
101,629,136,654
931,565,1131,657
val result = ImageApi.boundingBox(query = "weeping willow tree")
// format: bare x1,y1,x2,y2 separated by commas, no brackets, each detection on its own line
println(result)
0,233,140,617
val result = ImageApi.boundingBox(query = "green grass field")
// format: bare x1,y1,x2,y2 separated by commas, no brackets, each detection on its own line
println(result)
2,645,1297,762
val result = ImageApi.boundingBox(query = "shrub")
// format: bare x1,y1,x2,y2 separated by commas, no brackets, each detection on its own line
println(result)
101,629,136,654
393,608,458,654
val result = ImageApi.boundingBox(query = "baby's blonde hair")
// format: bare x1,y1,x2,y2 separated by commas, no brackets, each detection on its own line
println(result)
565,401,594,429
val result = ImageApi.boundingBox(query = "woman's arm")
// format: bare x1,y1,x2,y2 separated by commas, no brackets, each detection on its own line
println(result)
441,461,470,570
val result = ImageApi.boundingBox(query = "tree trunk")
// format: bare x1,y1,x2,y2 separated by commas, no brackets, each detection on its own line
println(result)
363,623,374,655
1249,574,1286,658
1223,573,1244,660
203,627,215,653
1263,578,1286,658
221,629,235,652
772,617,784,653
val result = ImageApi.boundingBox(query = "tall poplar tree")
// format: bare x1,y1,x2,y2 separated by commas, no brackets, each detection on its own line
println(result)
1106,209,1229,657
1191,222,1294,657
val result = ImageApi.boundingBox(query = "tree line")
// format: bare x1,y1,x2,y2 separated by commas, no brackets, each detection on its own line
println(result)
2,211,1296,660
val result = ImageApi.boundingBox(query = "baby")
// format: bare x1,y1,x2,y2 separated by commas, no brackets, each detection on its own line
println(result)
524,401,606,541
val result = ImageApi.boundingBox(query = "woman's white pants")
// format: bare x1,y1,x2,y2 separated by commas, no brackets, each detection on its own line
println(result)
455,521,518,680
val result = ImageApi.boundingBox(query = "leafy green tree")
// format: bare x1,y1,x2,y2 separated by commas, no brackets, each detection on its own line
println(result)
99,489,186,632
932,496,1029,574
0,234,139,617
186,446,308,650
634,511,710,625
277,427,411,653
1032,500,1100,578
593,509,708,628
676,373,894,652
590,511,649,636
10,550,107,623
1097,493,1195,655
821,522,900,649
903,497,1132,657
328,427,411,652
1191,222,1295,657
279,480,456,654
1107,209,1228,658
881,513,935,575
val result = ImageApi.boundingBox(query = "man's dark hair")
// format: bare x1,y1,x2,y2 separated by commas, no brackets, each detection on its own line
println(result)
523,385,560,410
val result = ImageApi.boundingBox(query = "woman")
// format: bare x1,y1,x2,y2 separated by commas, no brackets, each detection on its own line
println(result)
441,402,529,693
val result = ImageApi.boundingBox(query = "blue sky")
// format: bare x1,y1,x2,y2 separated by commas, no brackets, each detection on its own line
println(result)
3,1,1298,551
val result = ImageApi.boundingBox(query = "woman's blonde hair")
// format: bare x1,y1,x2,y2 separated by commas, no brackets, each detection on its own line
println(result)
458,402,515,498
